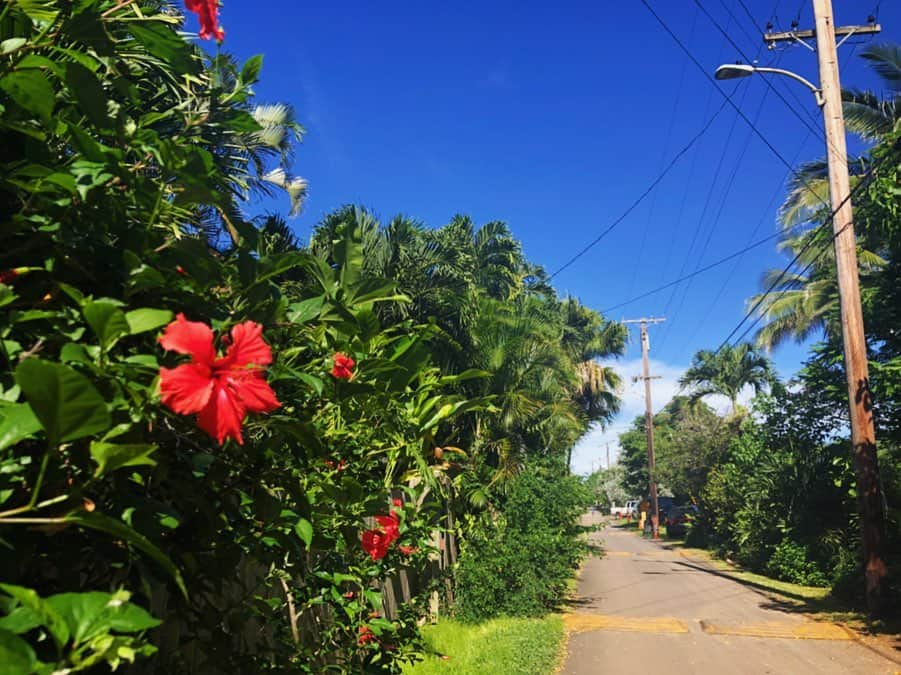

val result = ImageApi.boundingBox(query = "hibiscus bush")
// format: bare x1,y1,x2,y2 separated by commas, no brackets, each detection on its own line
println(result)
1,1,623,672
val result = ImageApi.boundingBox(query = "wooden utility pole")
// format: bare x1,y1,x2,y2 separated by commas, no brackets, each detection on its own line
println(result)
606,442,610,470
624,317,665,539
765,2,887,614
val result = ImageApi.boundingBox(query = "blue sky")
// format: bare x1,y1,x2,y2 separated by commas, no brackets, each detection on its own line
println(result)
195,1,898,472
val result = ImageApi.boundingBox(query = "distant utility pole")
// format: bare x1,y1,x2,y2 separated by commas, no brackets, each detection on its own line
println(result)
764,0,887,616
606,442,610,470
624,317,665,539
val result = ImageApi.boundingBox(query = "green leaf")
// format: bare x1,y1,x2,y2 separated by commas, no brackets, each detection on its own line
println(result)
83,300,129,350
294,518,313,548
0,606,41,634
287,296,324,324
0,69,55,122
124,308,172,335
0,628,36,675
297,373,324,396
240,54,263,84
60,342,91,364
15,359,110,447
0,584,69,648
0,39,27,55
90,441,157,477
129,22,197,75
0,403,42,451
45,591,159,645
64,61,110,128
11,0,59,22
65,512,187,599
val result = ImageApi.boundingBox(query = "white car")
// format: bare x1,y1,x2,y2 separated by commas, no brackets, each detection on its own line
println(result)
625,500,639,519
609,502,632,517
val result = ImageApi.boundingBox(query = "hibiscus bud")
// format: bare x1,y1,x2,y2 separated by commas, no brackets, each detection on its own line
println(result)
433,446,444,460
176,265,190,277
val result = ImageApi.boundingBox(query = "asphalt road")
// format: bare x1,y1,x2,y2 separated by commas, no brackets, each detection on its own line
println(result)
560,513,899,675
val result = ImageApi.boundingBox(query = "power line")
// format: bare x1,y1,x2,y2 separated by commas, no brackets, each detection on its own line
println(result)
600,229,783,314
625,5,701,303
654,10,740,309
678,127,815,354
548,97,730,280
658,82,753,326
662,63,777,347
694,0,829,147
639,0,822,212
656,6,776,350
715,149,893,351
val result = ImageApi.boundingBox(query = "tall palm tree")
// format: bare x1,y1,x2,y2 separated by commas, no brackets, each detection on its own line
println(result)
749,228,886,350
680,343,775,414
754,43,899,347
779,44,899,228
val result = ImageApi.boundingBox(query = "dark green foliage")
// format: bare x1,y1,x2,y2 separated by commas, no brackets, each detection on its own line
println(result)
0,2,626,670
454,464,591,621
766,540,829,587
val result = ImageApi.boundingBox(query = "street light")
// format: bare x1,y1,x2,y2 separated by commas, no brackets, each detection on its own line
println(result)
714,63,824,106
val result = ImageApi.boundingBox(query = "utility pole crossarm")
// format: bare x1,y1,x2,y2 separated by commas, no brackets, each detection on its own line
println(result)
764,23,880,50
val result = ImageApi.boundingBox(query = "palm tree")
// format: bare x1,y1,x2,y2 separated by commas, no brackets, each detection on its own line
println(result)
749,228,886,350
680,343,775,414
754,43,899,347
779,44,899,228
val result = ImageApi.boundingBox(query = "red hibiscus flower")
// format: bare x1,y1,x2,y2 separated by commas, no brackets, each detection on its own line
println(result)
331,352,355,379
184,0,225,42
361,510,400,561
158,314,280,445
358,626,378,645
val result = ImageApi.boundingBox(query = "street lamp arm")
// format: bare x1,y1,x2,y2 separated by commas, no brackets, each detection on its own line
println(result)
752,67,825,106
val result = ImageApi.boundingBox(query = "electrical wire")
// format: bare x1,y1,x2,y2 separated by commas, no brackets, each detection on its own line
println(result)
600,229,784,314
625,6,700,302
715,148,894,351
639,0,824,214
694,0,830,148
658,82,753,323
678,127,815,354
548,97,730,280
662,68,775,345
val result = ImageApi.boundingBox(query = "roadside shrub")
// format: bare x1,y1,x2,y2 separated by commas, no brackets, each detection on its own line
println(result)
454,464,591,621
766,539,829,587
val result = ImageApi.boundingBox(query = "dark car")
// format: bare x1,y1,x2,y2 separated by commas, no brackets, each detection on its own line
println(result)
664,505,698,538
654,496,677,521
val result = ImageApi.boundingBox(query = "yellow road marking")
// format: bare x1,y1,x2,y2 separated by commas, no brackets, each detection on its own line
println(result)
701,620,853,641
564,614,689,634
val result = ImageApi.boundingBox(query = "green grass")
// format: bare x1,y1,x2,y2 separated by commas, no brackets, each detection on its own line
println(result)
401,616,564,675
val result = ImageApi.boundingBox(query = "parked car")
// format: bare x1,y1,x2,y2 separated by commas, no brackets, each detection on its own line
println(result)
609,501,633,518
664,505,698,538
625,500,639,519
655,496,676,521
